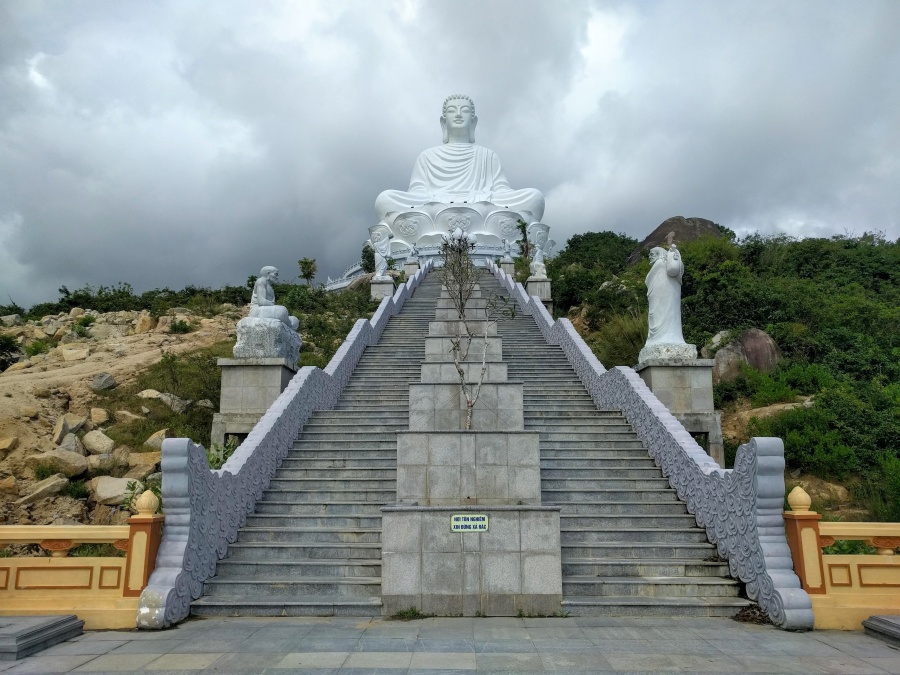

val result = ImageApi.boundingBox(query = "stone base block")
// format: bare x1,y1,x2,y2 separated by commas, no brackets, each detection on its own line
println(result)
634,359,715,414
434,307,487,321
500,262,516,276
210,413,261,449
404,261,419,277
0,615,84,660
381,506,562,617
409,383,524,432
525,278,551,300
396,431,540,504
638,342,698,362
233,317,302,363
371,278,395,300
437,297,488,311
217,358,297,415
428,320,496,337
420,362,507,384
674,411,724,466
424,336,503,363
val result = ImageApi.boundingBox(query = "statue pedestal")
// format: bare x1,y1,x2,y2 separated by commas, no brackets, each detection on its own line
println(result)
500,261,516,276
634,358,724,465
210,357,297,449
404,259,420,277
525,277,552,315
371,278,394,300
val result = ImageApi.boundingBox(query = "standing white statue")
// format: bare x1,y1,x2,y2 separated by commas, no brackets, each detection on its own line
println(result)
375,95,545,223
638,233,697,362
371,227,394,280
500,238,513,262
529,247,547,280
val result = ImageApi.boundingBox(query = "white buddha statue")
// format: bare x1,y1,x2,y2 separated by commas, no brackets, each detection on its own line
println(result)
375,95,545,224
249,266,300,331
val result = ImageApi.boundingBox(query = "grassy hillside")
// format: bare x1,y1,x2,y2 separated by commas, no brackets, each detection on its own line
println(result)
548,230,900,521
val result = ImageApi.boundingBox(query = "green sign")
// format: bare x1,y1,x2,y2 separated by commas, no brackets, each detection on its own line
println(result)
451,514,489,532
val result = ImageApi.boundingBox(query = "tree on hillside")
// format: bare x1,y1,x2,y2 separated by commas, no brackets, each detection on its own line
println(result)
360,244,376,274
298,257,317,286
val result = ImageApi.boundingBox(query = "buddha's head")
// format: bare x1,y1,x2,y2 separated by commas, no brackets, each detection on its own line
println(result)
260,266,279,282
441,94,477,143
648,247,665,264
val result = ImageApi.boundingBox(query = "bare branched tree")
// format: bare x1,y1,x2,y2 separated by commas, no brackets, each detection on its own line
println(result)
440,228,514,430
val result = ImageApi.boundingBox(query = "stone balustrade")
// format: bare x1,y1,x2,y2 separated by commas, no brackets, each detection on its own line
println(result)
784,486,900,629
0,491,163,629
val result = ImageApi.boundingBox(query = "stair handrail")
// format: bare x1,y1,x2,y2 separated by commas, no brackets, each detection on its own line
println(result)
137,260,434,628
486,260,813,630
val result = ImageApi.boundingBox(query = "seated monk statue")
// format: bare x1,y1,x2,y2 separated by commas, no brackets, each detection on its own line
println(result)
250,266,300,331
375,94,545,223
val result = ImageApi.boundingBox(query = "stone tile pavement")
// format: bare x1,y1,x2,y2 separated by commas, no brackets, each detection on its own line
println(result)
1,616,898,674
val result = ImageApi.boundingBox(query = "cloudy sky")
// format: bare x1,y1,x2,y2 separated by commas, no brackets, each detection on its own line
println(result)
1,1,898,307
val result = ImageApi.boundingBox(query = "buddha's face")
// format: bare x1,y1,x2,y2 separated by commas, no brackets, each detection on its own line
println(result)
443,99,475,132
268,269,279,282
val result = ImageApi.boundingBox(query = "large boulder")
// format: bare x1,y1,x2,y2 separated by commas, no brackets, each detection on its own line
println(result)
15,474,68,505
59,433,87,456
134,313,158,333
627,216,724,266
90,476,143,506
704,328,782,384
143,429,171,450
27,449,88,477
91,373,117,392
82,430,116,455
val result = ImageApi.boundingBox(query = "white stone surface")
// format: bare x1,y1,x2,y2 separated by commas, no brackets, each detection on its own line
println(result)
82,430,116,455
91,476,143,506
248,267,299,330
638,342,698,362
233,317,302,363
27,449,88,477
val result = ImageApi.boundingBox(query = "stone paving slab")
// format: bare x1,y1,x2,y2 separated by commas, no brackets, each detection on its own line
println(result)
0,616,897,673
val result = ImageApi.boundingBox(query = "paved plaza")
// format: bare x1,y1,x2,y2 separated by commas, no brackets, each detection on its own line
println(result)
1,616,898,674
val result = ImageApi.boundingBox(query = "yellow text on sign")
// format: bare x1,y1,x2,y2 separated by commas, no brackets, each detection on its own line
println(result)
450,514,489,532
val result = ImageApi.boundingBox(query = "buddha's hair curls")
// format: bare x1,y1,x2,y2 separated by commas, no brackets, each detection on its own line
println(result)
442,94,475,115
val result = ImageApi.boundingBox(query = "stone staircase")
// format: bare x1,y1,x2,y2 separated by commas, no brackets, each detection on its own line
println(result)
480,273,749,617
191,274,443,617
193,269,748,618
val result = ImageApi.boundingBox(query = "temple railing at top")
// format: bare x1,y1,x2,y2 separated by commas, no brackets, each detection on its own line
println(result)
136,260,434,629
486,259,814,630
784,486,900,630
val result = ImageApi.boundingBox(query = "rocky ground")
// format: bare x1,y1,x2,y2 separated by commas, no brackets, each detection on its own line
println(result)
0,307,239,529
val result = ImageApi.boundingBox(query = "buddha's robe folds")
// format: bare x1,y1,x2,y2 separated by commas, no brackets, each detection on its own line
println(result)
375,143,545,223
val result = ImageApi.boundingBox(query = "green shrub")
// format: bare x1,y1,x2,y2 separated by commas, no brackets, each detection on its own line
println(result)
62,480,89,500
0,333,19,371
587,310,648,367
76,315,96,327
32,463,56,481
25,339,52,357
70,543,125,558
169,319,193,334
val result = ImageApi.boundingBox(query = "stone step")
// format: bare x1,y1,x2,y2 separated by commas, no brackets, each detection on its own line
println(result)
274,468,396,480
553,501,690,515
862,616,900,648
563,576,741,597
286,450,397,460
280,458,397,469
561,542,716,559
544,468,662,480
244,514,383,528
203,577,382,598
225,542,383,560
191,596,382,618
301,422,407,432
543,478,671,490
235,527,383,544
252,501,386,516
540,441,647,450
267,478,395,490
527,422,635,432
543,489,678,503
562,559,731,577
258,489,395,502
560,514,699,528
536,432,641,442
561,596,749,617
560,527,710,544
216,559,381,578
292,440,398,449
540,459,657,469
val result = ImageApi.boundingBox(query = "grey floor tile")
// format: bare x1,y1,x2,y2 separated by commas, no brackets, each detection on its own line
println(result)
167,641,242,655
531,638,597,653
144,652,223,670
473,640,536,653
273,651,349,669
475,652,544,671
203,650,286,672
343,650,413,668
287,640,361,654
73,652,163,671
409,650,476,669
539,651,614,671
351,639,415,653
412,638,475,653
3,654,95,674
525,626,586,640
40,640,130,656
861,657,900,675
106,640,184,655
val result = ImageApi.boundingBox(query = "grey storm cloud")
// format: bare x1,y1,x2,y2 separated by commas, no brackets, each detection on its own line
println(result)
1,0,898,307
